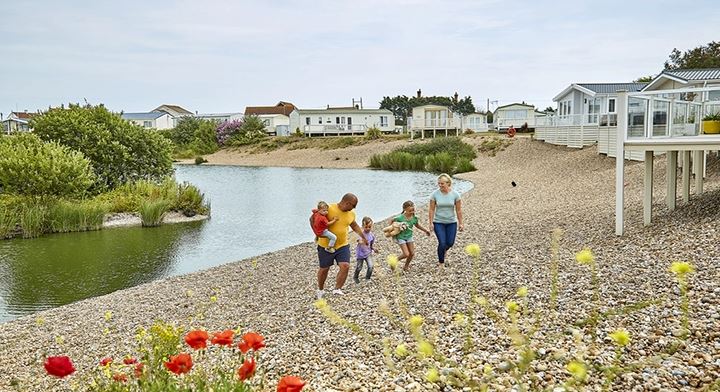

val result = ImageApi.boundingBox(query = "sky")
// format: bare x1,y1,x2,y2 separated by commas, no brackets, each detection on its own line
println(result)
1,0,719,117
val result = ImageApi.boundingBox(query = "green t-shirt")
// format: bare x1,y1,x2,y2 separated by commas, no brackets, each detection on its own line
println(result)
393,214,418,240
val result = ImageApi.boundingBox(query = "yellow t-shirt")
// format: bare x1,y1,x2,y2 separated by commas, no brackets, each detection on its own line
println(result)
317,203,355,249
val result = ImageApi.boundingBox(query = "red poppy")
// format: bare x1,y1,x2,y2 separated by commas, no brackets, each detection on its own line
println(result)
184,330,209,350
134,363,144,378
99,357,113,366
277,376,306,392
123,357,137,365
113,373,128,382
211,329,234,346
238,332,266,353
164,353,193,375
237,357,256,381
44,356,76,378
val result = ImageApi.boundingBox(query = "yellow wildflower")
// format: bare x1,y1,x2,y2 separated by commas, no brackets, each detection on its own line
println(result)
575,248,594,265
483,364,493,375
210,295,217,303
394,344,408,357
104,310,112,322
387,254,399,270
516,286,528,297
609,329,631,347
103,328,110,335
35,317,45,327
464,243,481,257
186,289,194,297
474,296,489,306
409,315,424,328
426,368,440,383
453,313,467,325
506,301,520,313
566,360,587,381
251,259,258,269
670,261,695,276
55,335,65,345
314,298,328,310
417,341,434,357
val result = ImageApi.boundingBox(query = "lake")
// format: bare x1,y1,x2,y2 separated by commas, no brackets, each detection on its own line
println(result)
0,165,472,323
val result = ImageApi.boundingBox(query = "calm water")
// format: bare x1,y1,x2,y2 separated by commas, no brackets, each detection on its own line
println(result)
0,165,472,323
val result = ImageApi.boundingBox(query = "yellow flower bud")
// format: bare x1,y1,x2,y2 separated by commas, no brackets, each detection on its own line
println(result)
506,301,520,313
104,310,113,322
387,254,399,270
464,243,481,257
670,261,695,276
55,335,65,345
566,360,587,381
575,248,594,265
35,317,45,327
426,368,440,383
409,315,424,328
209,295,217,303
314,298,328,310
609,329,631,347
516,286,528,297
453,313,467,324
483,364,493,375
394,344,408,357
474,296,488,306
186,289,194,297
417,341,434,357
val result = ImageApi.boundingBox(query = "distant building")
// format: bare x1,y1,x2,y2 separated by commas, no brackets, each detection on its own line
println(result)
642,68,720,99
2,111,35,134
244,101,296,116
121,111,174,130
552,83,647,126
152,104,194,127
195,113,244,123
493,103,539,130
288,106,394,136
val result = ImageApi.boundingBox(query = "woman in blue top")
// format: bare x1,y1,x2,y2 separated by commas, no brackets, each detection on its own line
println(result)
428,173,463,266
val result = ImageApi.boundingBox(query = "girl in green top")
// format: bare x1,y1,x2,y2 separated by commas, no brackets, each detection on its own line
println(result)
391,200,431,271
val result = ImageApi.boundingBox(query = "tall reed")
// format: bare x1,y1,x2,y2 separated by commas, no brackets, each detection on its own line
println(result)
139,199,172,227
47,200,108,233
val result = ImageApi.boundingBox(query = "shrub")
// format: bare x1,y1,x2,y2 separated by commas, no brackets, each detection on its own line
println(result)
425,152,456,173
0,133,95,198
194,156,208,165
370,137,477,174
218,116,267,146
398,137,476,160
365,126,382,140
702,112,720,121
175,182,209,216
478,136,511,157
166,117,220,156
31,104,173,193
139,199,172,227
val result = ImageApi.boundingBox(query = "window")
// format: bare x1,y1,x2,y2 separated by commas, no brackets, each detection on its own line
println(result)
318,117,322,124
608,98,616,113
305,117,311,125
380,116,388,127
336,117,340,124
326,117,331,124
143,121,152,128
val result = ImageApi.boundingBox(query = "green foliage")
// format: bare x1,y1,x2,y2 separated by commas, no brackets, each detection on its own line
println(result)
224,116,267,146
163,117,220,157
370,137,476,174
380,94,477,124
47,199,108,233
664,41,720,70
194,156,208,165
702,112,720,121
633,75,654,83
139,199,172,227
30,104,173,193
478,136,511,157
97,178,209,216
365,126,382,140
176,182,209,216
0,133,95,197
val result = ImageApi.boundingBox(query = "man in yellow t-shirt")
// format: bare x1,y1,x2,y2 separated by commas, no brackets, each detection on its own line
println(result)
310,193,367,299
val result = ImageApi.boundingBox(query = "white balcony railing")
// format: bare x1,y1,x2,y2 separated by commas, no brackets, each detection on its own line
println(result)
303,124,367,133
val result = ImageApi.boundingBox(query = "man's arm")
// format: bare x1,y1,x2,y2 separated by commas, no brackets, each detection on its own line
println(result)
350,221,368,245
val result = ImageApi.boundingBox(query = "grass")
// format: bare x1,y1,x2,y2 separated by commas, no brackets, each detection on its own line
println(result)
47,200,108,233
478,136,512,157
369,137,477,174
139,199,172,227
246,134,409,153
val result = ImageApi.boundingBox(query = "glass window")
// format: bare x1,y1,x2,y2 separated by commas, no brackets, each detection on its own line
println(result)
380,116,388,127
608,99,616,113
318,117,322,124
305,117,310,125
143,121,152,128
652,100,669,137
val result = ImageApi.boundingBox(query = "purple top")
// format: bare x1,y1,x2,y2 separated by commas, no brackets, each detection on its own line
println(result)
355,231,375,259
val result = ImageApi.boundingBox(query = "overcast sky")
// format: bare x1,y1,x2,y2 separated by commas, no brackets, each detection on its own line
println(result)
1,0,718,116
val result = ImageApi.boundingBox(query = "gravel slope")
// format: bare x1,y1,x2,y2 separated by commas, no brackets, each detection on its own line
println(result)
0,137,718,391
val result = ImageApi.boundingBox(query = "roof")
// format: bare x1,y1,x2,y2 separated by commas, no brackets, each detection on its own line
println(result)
662,68,720,81
642,68,720,91
577,83,647,94
153,105,193,116
10,111,35,120
196,113,243,117
553,83,647,101
296,108,393,115
121,112,167,120
2,118,28,124
244,101,296,116
495,103,534,112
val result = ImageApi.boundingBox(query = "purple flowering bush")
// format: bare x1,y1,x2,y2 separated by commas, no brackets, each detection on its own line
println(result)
216,116,266,146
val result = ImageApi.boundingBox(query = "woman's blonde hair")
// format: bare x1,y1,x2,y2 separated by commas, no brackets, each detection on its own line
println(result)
437,173,452,186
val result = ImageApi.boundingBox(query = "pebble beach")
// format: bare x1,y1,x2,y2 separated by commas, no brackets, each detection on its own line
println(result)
0,137,718,391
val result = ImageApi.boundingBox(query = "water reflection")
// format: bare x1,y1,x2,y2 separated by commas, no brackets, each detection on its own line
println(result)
0,166,472,322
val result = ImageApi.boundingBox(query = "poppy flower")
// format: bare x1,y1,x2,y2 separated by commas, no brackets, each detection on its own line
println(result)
44,356,76,378
277,376,306,392
113,373,128,382
99,357,113,366
238,332,265,353
164,353,193,375
184,330,209,350
211,329,234,346
237,357,256,381
123,357,137,365
134,363,144,378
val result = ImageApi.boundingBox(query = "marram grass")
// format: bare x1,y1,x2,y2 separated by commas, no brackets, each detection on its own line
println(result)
139,199,172,227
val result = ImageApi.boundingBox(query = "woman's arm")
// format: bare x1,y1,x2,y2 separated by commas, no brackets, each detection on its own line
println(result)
428,199,436,227
455,198,464,231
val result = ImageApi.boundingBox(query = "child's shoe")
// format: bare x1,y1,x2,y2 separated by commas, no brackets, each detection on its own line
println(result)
326,247,336,253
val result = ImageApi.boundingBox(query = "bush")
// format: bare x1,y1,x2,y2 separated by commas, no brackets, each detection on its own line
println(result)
0,133,95,198
370,137,477,174
365,126,382,140
139,199,172,227
194,156,208,165
398,137,476,160
31,104,173,193
165,117,220,156
217,116,267,146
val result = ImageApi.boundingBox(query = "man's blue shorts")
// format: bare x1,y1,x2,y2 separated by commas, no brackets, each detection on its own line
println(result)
317,245,351,268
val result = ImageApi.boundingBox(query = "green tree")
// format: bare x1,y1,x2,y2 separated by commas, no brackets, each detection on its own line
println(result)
664,41,720,70
633,75,654,83
162,117,219,155
451,96,476,116
0,133,95,197
31,104,173,193
380,95,412,125
381,94,476,124
544,107,556,113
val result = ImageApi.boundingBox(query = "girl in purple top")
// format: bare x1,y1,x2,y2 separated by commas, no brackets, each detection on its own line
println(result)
354,217,378,283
